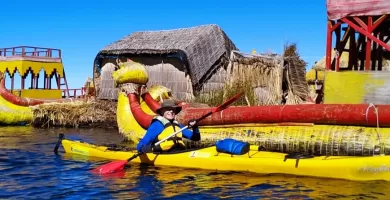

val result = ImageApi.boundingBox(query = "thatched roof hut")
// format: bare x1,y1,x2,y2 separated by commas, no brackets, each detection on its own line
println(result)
93,24,308,105
93,24,237,101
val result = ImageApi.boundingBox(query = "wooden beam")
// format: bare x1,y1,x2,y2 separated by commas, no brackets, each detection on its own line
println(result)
35,75,39,89
11,75,14,91
378,33,384,71
341,18,390,51
330,21,342,32
371,15,387,32
353,17,367,30
349,28,357,70
326,21,333,70
44,75,47,89
384,36,390,44
365,17,372,71
57,74,60,89
336,27,351,70
372,32,378,70
48,75,51,89
21,75,25,89
30,73,34,89
335,23,342,71
357,34,366,71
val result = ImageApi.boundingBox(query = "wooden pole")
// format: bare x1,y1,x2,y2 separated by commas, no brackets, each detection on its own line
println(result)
365,16,372,71
11,75,14,91
335,22,341,71
21,75,25,89
30,73,34,89
326,21,333,70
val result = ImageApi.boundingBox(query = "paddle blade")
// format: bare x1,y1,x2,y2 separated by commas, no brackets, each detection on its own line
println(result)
91,160,128,174
214,92,243,113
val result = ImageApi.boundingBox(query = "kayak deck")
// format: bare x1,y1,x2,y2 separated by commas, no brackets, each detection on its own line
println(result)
61,138,390,181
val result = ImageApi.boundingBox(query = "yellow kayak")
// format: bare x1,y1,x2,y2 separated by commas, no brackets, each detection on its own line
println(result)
58,135,390,181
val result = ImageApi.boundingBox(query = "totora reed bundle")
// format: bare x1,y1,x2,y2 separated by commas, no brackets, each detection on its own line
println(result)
31,100,117,128
182,124,390,156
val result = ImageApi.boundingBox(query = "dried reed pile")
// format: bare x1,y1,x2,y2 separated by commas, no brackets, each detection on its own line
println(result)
31,99,117,128
283,43,309,104
193,43,309,106
193,51,284,106
227,52,283,105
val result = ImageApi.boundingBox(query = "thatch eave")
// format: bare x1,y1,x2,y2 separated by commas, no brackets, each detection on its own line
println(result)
99,49,182,56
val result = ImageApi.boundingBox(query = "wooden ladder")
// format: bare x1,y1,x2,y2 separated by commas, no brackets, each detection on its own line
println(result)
55,69,70,98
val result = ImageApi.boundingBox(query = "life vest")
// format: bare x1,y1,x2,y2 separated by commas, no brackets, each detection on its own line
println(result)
153,116,186,152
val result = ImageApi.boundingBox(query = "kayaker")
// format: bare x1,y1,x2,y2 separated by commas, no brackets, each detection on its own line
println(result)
136,99,200,153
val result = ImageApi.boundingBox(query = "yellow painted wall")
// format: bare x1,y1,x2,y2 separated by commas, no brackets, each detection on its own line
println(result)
324,71,389,104
0,60,63,77
12,89,63,99
306,69,325,81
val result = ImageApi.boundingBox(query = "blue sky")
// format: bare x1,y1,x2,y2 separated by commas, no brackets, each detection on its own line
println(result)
1,0,327,90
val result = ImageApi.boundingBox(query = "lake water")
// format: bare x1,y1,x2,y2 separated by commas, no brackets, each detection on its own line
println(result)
0,126,388,199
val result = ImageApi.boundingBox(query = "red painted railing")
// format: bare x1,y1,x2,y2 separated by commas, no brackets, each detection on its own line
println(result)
0,46,61,58
62,88,85,98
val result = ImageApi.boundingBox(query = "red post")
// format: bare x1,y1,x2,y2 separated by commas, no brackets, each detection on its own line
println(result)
365,17,372,71
326,21,333,70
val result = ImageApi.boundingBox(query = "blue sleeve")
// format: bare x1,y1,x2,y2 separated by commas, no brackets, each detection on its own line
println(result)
137,121,164,152
179,124,201,141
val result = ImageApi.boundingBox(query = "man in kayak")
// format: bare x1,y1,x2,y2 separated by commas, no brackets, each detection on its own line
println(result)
136,99,200,153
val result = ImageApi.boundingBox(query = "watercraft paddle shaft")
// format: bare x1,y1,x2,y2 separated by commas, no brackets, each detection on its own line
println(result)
154,125,189,146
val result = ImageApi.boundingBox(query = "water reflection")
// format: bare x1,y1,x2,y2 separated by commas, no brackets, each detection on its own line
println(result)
84,161,390,199
0,127,389,199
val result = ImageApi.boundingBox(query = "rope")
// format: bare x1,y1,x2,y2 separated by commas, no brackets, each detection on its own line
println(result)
220,109,224,124
365,103,383,155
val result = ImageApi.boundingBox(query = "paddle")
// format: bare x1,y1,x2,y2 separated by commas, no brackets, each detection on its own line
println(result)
91,92,243,174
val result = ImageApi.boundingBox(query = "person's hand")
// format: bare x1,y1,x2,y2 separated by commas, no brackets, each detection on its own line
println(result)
140,144,153,153
188,119,197,128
